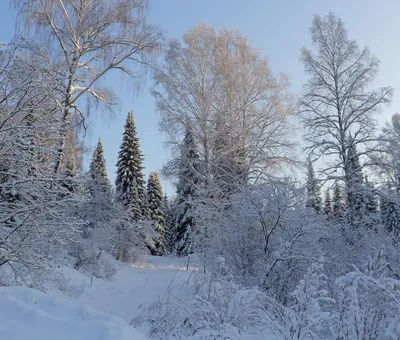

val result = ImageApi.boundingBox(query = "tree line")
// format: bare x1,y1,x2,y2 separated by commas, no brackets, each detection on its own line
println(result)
135,13,400,338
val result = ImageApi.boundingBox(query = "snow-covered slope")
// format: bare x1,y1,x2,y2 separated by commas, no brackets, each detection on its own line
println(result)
0,255,198,340
0,286,146,340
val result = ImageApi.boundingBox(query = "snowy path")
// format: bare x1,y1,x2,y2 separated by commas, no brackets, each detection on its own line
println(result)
77,256,197,323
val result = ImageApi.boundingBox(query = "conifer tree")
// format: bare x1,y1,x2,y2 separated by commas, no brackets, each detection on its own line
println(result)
115,112,147,220
346,143,364,225
84,137,113,237
305,158,322,213
175,128,200,256
62,126,83,193
142,191,151,220
163,194,175,253
380,185,400,233
364,175,378,214
89,138,109,193
324,190,333,218
333,182,346,220
147,171,165,255
131,187,142,221
381,198,399,234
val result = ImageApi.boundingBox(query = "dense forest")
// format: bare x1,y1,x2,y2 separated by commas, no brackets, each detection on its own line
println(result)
1,1,400,339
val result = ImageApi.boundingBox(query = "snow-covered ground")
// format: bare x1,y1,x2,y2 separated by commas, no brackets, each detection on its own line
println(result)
77,255,197,323
0,255,198,340
0,286,147,340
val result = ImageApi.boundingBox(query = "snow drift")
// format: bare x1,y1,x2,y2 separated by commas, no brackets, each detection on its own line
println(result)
0,286,146,340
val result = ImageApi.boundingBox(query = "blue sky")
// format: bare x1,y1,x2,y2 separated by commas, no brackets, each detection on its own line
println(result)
1,0,400,194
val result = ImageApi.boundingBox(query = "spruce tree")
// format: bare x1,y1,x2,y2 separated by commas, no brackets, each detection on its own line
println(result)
115,112,147,220
84,137,113,237
89,138,109,193
142,191,151,220
62,127,83,193
163,194,175,253
175,128,200,256
346,142,364,225
380,185,400,233
381,199,399,233
364,175,378,214
131,187,142,221
305,158,322,213
324,190,333,218
333,182,346,220
147,171,165,255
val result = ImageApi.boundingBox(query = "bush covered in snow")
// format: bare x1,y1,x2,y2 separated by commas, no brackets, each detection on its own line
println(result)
135,258,338,339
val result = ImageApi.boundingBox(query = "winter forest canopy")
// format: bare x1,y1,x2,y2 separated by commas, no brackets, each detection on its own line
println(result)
2,1,400,339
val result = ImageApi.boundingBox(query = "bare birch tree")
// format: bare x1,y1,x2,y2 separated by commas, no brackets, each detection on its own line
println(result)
370,113,400,188
154,24,218,186
300,13,393,189
154,23,295,196
13,0,162,173
213,29,296,193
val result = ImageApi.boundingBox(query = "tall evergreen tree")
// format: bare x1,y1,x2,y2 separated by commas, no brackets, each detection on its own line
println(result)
62,126,83,193
163,194,175,254
175,128,200,256
115,112,147,220
83,137,113,237
333,182,346,220
346,142,364,225
305,158,322,213
89,138,109,193
381,202,400,233
324,190,333,218
131,187,142,221
364,175,378,214
380,185,400,233
381,198,400,234
147,171,165,255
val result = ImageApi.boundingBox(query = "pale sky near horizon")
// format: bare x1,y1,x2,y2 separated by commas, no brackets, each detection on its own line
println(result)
0,0,400,195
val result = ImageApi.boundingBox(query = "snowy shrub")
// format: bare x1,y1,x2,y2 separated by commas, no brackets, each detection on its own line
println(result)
130,248,148,266
112,206,155,262
268,262,336,340
334,249,400,340
0,261,50,290
135,258,339,340
208,180,325,302
134,257,272,338
51,272,85,298
135,277,267,339
70,240,116,280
